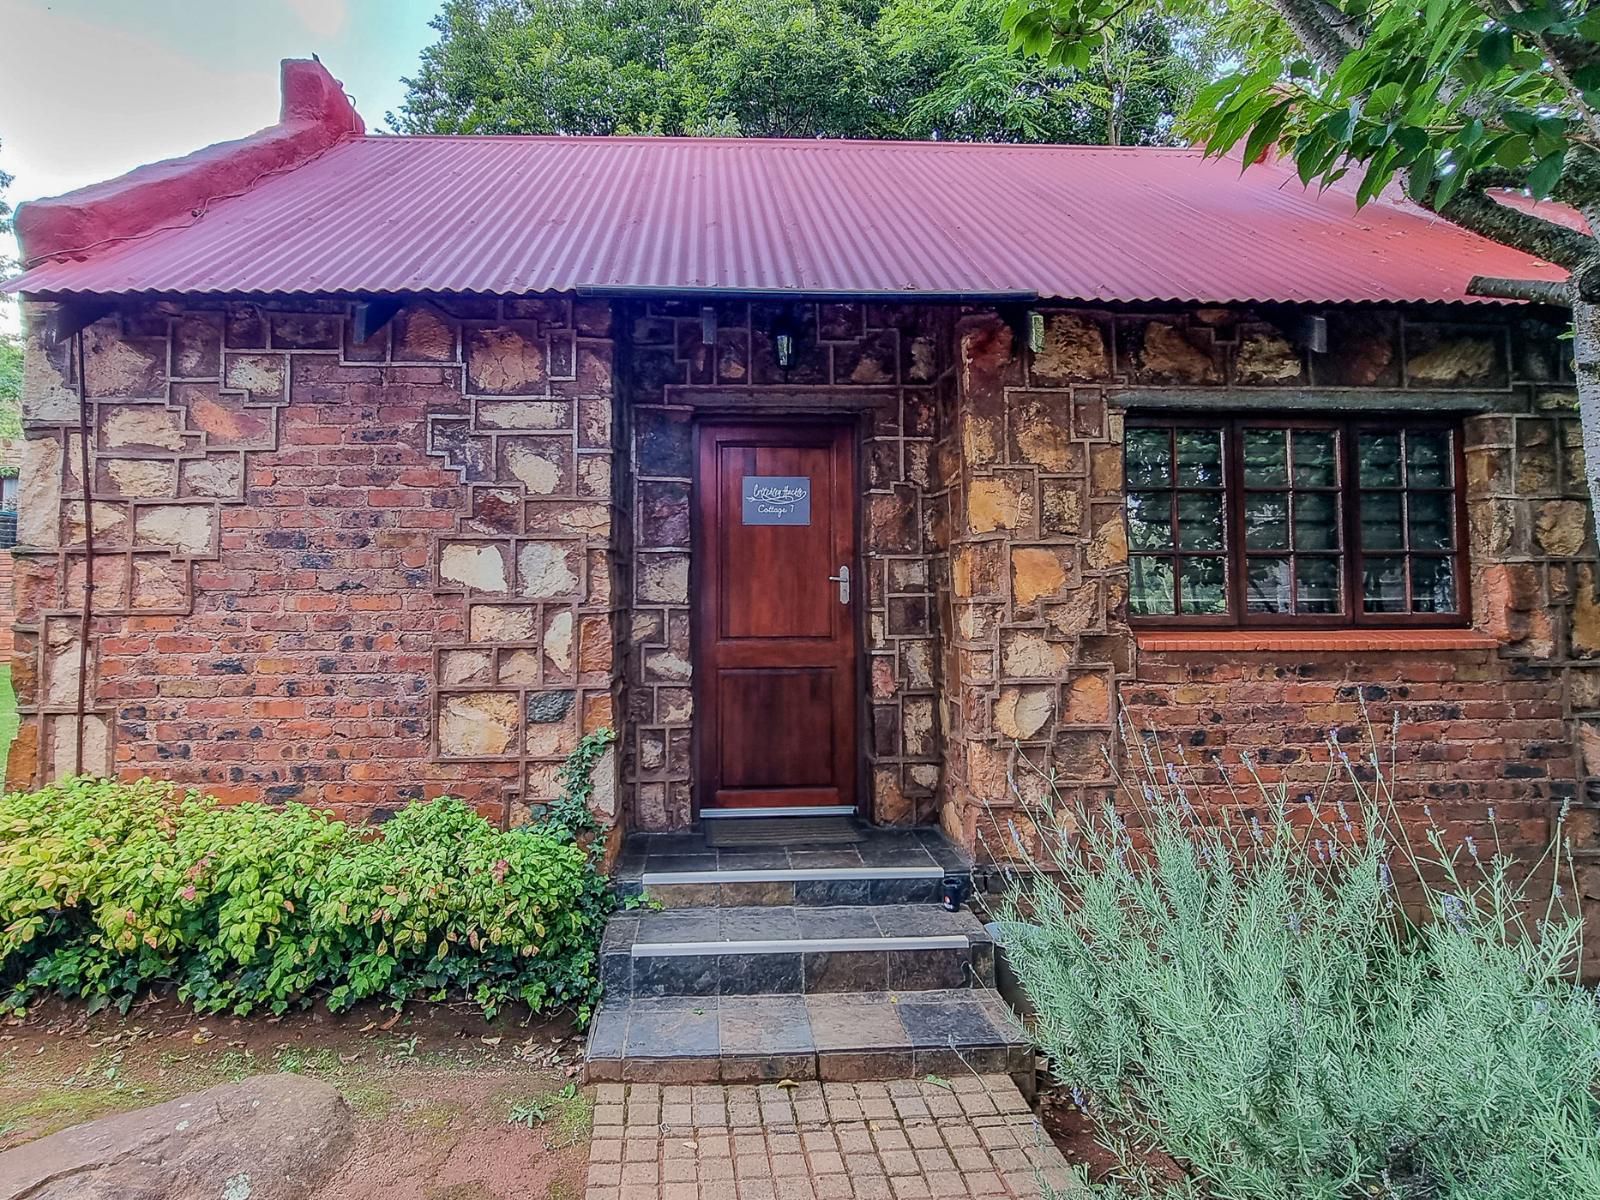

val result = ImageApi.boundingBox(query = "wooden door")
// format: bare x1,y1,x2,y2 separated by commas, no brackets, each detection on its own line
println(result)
693,420,860,813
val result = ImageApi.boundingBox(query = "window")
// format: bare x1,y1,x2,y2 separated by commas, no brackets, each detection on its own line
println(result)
1125,417,1466,626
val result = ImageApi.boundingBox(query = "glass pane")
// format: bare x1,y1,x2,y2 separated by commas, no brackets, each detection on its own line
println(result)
1246,557,1292,613
1179,557,1228,614
1292,430,1338,488
1130,557,1175,615
1406,430,1452,488
1296,557,1343,614
1243,429,1289,486
1362,557,1407,613
1408,492,1454,551
1177,493,1224,551
1412,557,1458,613
1358,433,1402,486
1293,492,1340,551
1244,493,1289,550
1360,493,1404,550
1126,492,1173,551
1125,428,1171,489
1175,429,1224,488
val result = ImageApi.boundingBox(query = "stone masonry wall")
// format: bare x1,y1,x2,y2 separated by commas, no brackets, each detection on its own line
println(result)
620,301,950,831
941,304,1597,875
9,298,622,829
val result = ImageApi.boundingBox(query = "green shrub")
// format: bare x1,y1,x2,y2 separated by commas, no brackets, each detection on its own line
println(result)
997,732,1600,1200
0,736,619,1019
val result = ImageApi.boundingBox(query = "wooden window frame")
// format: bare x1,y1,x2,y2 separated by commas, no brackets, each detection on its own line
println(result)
1125,413,1471,630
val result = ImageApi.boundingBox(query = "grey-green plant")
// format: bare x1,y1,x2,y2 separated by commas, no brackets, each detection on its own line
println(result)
995,718,1600,1199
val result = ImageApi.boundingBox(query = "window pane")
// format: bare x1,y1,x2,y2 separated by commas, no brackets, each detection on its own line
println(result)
1179,557,1228,613
1362,557,1407,613
1360,493,1404,550
1125,428,1171,488
1243,429,1288,486
1177,493,1224,550
1130,558,1176,615
1293,492,1340,551
1408,491,1454,550
1358,433,1402,486
1406,430,1452,488
1292,430,1338,487
1296,558,1343,614
1127,492,1173,550
1412,557,1458,613
1244,493,1289,550
1246,557,1292,613
1175,430,1224,488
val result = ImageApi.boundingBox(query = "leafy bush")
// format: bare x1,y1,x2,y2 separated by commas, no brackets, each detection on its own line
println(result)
0,736,619,1019
997,730,1600,1200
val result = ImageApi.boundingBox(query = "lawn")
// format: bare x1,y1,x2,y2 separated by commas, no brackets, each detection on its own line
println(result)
0,662,14,771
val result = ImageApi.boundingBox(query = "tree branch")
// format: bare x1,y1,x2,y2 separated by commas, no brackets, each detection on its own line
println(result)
1433,185,1596,270
1264,0,1365,73
1468,275,1574,304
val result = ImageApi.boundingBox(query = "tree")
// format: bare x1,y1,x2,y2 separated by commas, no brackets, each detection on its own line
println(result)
1,139,21,440
391,0,1213,145
1004,0,1600,516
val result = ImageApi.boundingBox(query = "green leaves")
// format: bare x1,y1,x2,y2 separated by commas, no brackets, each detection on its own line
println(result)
0,758,620,1020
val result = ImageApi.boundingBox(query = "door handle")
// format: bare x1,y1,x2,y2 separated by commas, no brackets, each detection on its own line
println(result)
827,564,850,605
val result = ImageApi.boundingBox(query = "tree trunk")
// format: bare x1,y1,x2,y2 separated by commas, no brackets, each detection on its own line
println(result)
1575,298,1600,532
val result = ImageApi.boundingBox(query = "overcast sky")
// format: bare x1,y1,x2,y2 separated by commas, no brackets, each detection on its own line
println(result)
2,0,440,328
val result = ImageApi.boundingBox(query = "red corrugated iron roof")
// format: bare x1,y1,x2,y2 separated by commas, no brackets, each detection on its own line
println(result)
7,133,1571,306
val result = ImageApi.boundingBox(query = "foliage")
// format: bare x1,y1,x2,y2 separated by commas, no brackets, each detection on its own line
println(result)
0,742,621,1020
392,0,1215,145
540,726,615,839
996,730,1600,1199
1,137,19,439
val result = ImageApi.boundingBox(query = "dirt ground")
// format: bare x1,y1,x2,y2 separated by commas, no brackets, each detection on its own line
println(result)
0,996,592,1200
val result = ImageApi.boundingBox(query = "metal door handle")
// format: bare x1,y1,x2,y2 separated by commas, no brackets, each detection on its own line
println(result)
827,564,850,605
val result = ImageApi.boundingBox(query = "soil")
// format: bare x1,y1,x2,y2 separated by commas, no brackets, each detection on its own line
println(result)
1038,1079,1189,1193
0,996,592,1200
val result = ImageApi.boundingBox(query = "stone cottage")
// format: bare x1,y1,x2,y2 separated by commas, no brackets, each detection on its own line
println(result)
5,58,1598,882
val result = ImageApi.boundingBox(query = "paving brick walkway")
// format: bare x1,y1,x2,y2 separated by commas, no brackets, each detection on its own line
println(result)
584,1076,1078,1199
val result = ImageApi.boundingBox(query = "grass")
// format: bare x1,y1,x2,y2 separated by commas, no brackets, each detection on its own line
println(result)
0,663,15,769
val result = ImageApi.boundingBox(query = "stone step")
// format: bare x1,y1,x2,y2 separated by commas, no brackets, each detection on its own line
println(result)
612,827,972,908
583,988,1034,1087
601,904,995,998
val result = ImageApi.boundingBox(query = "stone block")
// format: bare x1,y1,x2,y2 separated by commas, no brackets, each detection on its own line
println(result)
1010,547,1068,609
223,354,286,398
18,436,64,549
967,477,1034,535
132,557,189,609
174,314,223,377
1000,629,1069,679
439,541,511,594
470,604,538,643
995,686,1053,741
1009,393,1072,471
1031,314,1109,384
180,386,274,450
1535,500,1589,557
439,692,520,757
21,321,80,422
133,505,215,555
270,314,342,350
1131,321,1218,384
640,481,691,547
181,456,244,499
466,326,548,394
1234,329,1303,384
544,610,576,674
638,553,690,604
477,400,569,430
441,649,494,685
501,438,570,495
517,541,581,599
1406,332,1502,386
102,458,178,499
84,324,165,397
101,405,188,452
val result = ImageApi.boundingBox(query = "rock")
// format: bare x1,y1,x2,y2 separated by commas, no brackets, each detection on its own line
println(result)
968,478,1032,533
18,436,64,549
0,1074,352,1200
466,327,547,394
1235,331,1302,384
503,443,563,494
393,305,457,361
439,542,511,594
544,610,575,672
133,505,215,556
637,554,690,604
1407,337,1497,385
1136,322,1218,384
995,686,1053,740
439,692,520,756
1032,314,1108,383
104,459,178,499
1535,500,1589,557
518,541,579,599
1011,547,1067,608
103,406,187,452
223,354,286,397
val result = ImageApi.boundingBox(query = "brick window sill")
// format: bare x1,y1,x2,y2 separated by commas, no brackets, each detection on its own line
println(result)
1135,629,1501,653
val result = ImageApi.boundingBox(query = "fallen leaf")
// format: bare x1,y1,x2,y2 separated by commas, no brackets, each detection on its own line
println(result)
481,1036,502,1047
379,1012,401,1031
360,1022,377,1033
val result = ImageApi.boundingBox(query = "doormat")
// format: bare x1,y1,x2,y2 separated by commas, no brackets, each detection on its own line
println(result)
704,816,864,847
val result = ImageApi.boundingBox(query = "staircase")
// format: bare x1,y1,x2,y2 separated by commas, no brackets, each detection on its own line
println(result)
584,826,1033,1091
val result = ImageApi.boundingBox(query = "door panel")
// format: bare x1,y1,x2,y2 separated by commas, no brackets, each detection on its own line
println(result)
694,420,860,812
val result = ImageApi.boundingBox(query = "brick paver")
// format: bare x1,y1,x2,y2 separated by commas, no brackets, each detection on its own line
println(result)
585,1076,1078,1200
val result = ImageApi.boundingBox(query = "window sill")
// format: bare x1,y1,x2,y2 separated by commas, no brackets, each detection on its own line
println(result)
1134,629,1500,653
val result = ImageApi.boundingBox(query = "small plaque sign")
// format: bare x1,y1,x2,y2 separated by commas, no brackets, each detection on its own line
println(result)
742,475,811,525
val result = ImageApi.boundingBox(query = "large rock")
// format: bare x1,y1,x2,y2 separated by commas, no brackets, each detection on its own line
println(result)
0,1074,353,1200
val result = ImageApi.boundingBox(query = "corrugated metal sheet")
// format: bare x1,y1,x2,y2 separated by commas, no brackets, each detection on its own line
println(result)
6,135,1570,304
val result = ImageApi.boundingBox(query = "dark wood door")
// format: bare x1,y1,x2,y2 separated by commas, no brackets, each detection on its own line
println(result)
693,420,860,812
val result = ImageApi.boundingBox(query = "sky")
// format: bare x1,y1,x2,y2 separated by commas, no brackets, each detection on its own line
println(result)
1,0,441,328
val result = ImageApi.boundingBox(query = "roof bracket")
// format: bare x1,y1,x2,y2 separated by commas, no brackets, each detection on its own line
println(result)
351,297,404,345
47,301,116,346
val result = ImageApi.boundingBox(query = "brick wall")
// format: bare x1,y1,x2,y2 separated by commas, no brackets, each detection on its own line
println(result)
938,304,1594,873
619,301,951,830
9,299,622,828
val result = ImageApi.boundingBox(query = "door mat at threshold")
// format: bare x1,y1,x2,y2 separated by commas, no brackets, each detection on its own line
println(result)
704,816,865,847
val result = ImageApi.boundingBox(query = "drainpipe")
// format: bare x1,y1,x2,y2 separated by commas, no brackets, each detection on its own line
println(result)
73,331,95,777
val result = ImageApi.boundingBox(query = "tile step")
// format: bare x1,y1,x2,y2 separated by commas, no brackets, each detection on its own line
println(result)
601,904,995,997
583,988,1034,1086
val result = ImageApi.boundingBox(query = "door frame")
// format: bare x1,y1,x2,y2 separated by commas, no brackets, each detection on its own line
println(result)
688,413,869,823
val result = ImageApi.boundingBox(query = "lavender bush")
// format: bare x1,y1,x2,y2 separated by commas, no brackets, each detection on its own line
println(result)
995,721,1600,1199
